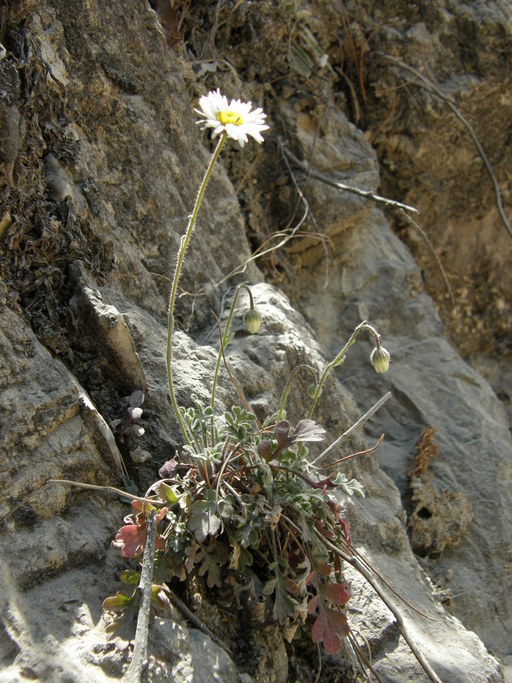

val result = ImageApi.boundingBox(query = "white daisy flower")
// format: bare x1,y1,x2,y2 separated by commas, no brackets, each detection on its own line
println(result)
195,89,269,147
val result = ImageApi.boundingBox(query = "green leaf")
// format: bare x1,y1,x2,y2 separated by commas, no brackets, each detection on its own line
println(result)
232,521,260,548
195,540,229,588
262,578,277,596
151,584,172,609
273,572,299,624
120,570,140,585
332,473,365,497
154,481,180,505
229,542,253,571
217,496,235,520
288,41,313,76
102,590,135,611
289,419,326,444
188,498,221,543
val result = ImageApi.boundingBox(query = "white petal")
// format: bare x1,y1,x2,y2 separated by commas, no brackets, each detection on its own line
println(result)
195,89,268,146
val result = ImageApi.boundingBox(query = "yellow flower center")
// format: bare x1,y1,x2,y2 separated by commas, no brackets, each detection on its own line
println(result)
217,110,244,126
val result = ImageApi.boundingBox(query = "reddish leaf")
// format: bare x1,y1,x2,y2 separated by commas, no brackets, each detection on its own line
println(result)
315,562,332,576
310,476,336,489
257,439,273,461
314,519,336,540
130,499,145,517
274,421,291,452
159,458,179,478
323,582,351,607
338,518,352,545
113,506,168,558
311,603,349,654
327,500,352,545
307,594,319,615
114,523,146,558
286,578,300,595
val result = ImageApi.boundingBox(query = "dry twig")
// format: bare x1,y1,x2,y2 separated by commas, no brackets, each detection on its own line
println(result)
126,510,157,683
281,145,419,214
310,391,392,466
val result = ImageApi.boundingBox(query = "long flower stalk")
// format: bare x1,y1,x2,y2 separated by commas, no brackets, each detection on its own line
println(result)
167,134,227,446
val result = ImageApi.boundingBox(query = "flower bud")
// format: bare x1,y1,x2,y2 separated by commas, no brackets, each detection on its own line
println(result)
244,308,262,334
370,346,390,373
307,383,321,400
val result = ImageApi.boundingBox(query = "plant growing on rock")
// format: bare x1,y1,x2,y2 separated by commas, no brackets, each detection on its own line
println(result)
102,89,441,683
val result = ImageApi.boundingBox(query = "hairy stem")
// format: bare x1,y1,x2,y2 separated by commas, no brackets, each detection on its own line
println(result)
210,283,253,419
309,321,381,418
277,363,318,422
167,134,227,446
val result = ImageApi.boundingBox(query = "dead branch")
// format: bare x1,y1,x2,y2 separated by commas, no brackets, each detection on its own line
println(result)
126,509,156,683
281,145,419,215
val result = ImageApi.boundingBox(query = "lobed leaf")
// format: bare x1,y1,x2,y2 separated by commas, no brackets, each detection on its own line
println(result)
273,572,299,624
310,600,349,654
323,582,351,607
229,542,254,571
188,499,221,543
195,540,229,588
102,590,135,612
289,419,326,444
154,481,180,505
332,472,365,497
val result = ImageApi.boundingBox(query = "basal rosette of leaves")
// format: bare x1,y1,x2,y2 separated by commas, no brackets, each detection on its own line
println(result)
104,396,364,654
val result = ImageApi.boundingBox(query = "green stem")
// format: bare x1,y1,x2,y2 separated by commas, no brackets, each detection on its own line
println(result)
167,134,228,446
210,283,253,443
277,364,318,422
308,321,380,418
210,284,252,411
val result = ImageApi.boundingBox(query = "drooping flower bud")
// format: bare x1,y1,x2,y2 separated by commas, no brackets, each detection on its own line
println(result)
307,383,321,400
244,308,262,334
370,346,390,373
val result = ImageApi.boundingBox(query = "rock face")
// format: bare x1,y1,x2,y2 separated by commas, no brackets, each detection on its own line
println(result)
0,1,511,682
356,0,512,417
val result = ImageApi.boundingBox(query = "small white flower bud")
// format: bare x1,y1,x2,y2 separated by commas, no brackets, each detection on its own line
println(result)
371,346,390,373
244,309,262,334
